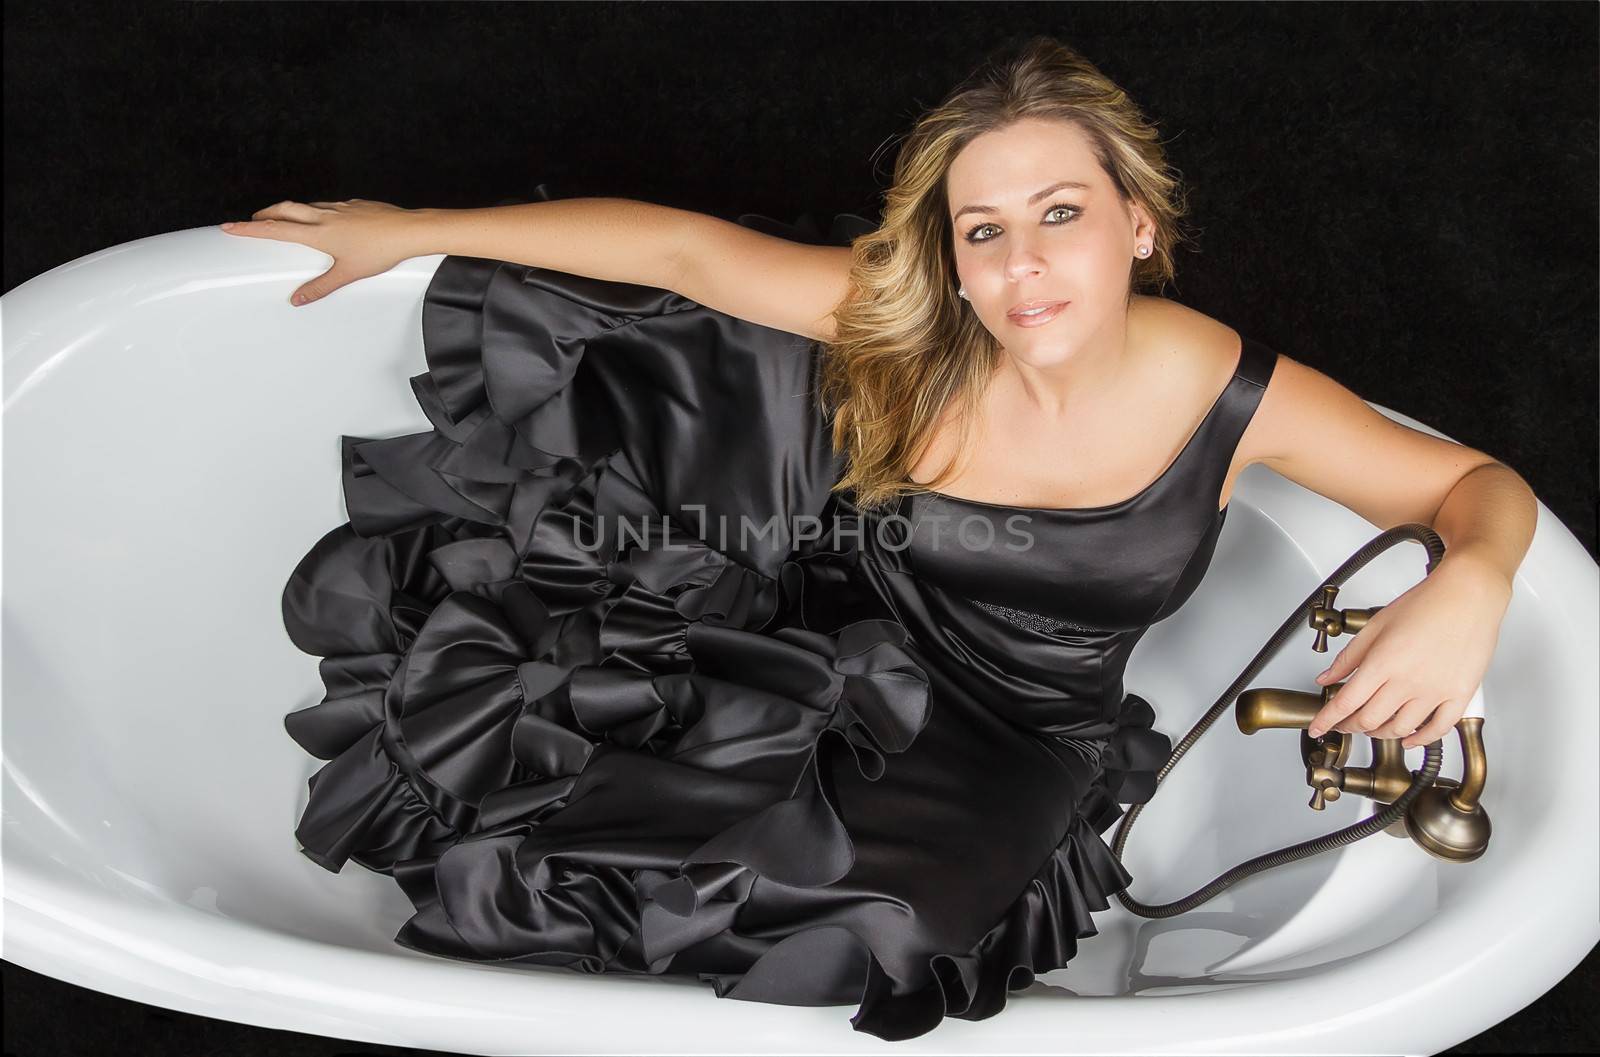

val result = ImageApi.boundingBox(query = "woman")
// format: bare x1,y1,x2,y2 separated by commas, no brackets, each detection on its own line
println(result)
225,37,1536,1041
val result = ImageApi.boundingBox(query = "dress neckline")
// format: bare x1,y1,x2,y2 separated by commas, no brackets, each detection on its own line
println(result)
913,335,1247,516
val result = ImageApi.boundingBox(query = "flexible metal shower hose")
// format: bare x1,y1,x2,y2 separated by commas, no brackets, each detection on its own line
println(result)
1113,522,1449,918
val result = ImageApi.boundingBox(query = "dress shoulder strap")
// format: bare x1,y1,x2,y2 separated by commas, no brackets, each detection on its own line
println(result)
1161,333,1277,471
1185,334,1278,495
1221,335,1277,429
1235,334,1278,393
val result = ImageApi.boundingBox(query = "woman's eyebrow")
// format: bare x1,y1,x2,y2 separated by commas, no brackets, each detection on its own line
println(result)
954,180,1091,222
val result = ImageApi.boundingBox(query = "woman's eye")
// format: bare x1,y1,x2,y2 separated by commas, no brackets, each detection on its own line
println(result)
964,204,1081,245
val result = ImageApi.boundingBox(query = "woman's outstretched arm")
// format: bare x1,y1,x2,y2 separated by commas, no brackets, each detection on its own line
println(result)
416,199,857,340
222,196,701,307
223,196,856,337
409,197,700,290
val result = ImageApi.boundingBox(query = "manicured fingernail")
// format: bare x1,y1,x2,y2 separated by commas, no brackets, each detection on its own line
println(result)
221,221,235,229
292,294,306,305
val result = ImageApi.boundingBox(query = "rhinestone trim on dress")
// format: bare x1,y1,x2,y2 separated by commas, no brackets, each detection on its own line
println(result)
971,597,1100,635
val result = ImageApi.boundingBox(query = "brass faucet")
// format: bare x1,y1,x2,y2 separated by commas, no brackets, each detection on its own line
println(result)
1233,581,1492,863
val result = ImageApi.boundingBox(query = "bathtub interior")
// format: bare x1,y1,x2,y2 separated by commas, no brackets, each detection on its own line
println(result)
3,230,1595,1051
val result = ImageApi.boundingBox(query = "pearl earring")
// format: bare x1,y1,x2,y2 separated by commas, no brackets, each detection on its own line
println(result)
958,286,969,300
1136,244,1151,258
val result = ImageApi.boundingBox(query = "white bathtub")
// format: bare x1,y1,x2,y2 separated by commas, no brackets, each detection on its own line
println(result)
3,227,1595,1055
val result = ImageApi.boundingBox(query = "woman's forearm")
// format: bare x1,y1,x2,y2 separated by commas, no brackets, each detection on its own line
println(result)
406,197,700,290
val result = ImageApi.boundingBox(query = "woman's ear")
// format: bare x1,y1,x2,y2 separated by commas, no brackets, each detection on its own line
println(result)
1129,202,1154,245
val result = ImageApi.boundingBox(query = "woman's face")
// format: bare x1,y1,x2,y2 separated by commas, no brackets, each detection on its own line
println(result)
946,117,1148,364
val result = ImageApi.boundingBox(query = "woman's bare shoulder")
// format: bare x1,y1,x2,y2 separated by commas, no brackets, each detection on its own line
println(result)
1132,296,1282,496
1129,295,1243,379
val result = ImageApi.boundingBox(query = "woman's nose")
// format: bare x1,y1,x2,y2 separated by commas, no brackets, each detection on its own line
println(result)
1005,253,1046,282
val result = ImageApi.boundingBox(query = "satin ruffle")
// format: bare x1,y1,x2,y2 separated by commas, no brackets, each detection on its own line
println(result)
1081,692,1173,835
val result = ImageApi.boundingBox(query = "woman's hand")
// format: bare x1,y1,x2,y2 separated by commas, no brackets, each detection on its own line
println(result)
1304,555,1512,748
219,199,427,306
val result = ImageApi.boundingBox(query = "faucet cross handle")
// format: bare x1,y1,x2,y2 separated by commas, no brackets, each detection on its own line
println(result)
1309,585,1341,652
1309,583,1385,653
1309,776,1340,811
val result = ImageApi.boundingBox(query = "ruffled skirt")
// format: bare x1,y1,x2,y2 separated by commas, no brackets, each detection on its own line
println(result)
281,244,1171,1041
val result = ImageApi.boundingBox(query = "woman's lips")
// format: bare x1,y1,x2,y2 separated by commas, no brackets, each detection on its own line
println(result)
1007,301,1069,327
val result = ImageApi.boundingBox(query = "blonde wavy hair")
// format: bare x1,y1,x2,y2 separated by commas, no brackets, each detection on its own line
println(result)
818,35,1195,513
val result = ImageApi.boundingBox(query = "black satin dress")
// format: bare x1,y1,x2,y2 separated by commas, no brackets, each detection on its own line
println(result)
279,211,1278,1041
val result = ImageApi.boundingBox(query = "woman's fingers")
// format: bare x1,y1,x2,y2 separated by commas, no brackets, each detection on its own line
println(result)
250,199,321,223
222,199,359,238
222,200,333,240
291,263,360,306
220,217,311,241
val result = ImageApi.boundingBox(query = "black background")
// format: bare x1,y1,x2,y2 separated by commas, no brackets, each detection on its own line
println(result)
4,2,1596,1054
